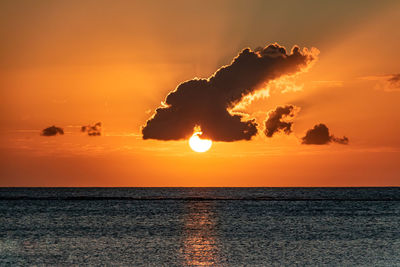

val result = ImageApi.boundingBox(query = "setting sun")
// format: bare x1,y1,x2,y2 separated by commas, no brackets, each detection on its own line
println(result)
189,132,212,153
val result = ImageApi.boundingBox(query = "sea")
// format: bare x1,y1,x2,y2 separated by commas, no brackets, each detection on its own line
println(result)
0,187,399,266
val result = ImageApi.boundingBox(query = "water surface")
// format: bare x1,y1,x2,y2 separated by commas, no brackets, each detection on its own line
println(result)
1,187,399,266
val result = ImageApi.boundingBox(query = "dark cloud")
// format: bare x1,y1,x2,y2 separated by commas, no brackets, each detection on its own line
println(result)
41,126,64,136
331,136,349,145
81,122,102,136
302,123,349,145
388,73,400,87
142,43,317,141
265,105,297,137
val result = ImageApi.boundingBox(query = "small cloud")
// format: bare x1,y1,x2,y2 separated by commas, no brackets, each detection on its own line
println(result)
302,123,348,145
41,126,64,136
360,74,400,92
331,135,349,145
387,73,400,88
265,105,299,137
81,122,102,136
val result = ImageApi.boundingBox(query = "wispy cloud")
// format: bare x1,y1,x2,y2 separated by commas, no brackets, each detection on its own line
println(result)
360,73,400,92
311,80,344,88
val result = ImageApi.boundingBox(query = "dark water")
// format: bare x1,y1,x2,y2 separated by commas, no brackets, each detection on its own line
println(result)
1,188,400,266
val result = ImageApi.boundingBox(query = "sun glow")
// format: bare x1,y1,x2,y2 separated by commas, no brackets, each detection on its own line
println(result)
189,132,212,153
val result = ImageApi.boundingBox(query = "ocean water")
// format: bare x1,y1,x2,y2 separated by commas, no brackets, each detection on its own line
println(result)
0,188,400,266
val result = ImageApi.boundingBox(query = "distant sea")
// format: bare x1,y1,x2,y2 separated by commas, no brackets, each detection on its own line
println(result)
1,187,400,266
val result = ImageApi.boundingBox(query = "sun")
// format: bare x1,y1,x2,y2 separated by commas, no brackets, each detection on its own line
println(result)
189,132,212,153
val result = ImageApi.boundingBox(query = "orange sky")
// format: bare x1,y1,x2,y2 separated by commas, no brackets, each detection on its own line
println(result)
1,0,399,186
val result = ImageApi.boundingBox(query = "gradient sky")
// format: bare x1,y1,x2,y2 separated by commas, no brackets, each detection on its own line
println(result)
1,0,399,186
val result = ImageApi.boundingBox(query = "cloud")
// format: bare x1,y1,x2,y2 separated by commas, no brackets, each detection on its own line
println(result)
41,126,64,136
81,122,102,136
142,43,317,141
388,73,400,88
310,80,344,88
331,135,350,145
265,105,298,137
301,123,349,145
360,73,400,92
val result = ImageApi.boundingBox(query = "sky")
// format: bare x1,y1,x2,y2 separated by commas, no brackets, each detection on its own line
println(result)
1,0,399,186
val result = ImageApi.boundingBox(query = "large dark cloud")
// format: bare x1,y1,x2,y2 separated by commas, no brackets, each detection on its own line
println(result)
302,124,349,145
41,126,64,136
142,43,316,141
265,105,297,137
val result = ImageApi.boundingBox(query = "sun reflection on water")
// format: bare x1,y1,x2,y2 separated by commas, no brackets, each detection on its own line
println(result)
182,201,220,266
